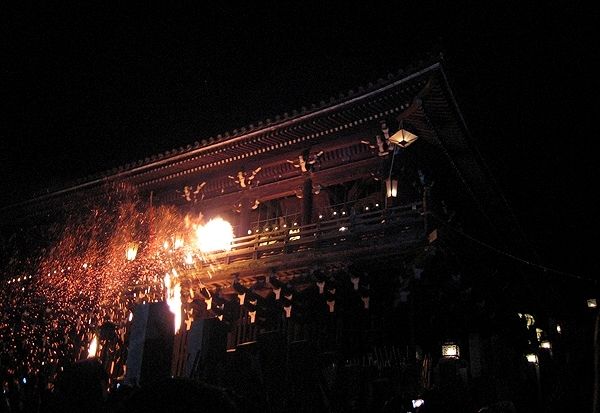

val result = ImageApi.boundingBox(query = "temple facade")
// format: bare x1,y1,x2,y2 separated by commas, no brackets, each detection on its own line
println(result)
0,60,557,411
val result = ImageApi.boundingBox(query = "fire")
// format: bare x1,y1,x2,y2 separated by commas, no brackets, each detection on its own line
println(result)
0,183,236,382
195,217,233,253
164,270,182,334
126,242,138,261
87,335,98,358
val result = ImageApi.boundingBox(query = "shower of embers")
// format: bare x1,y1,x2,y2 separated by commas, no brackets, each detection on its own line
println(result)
0,184,233,386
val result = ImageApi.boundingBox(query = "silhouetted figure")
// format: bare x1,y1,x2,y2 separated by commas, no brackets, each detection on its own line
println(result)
50,358,108,413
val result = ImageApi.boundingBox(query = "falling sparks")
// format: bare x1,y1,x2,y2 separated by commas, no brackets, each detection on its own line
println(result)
0,183,231,385
173,234,184,250
184,252,194,265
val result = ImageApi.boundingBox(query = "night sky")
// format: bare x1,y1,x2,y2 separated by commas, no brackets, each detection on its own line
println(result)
2,3,596,281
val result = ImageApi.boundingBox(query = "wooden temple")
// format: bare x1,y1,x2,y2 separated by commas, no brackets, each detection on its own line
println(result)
0,59,547,411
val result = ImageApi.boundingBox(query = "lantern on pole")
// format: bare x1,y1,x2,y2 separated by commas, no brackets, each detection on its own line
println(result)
385,177,398,198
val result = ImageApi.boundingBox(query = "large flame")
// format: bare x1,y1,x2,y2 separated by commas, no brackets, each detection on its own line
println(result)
164,270,182,334
87,335,98,358
195,217,233,253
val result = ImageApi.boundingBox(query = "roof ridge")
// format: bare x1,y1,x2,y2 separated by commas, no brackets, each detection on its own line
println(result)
27,57,443,201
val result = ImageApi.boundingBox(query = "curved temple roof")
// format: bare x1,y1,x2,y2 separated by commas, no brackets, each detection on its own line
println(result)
0,58,525,256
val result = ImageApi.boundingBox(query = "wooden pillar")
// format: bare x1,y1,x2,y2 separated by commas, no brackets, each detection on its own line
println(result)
301,177,313,225
237,197,252,237
124,302,174,386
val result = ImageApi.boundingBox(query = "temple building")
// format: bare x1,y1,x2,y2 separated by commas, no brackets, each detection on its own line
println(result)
0,59,568,411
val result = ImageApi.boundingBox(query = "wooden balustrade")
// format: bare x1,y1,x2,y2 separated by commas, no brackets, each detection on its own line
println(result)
201,202,425,271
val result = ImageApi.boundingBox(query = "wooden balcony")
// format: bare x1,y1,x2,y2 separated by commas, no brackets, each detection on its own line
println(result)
194,202,426,286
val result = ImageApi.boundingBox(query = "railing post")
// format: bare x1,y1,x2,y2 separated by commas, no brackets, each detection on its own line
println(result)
253,234,259,260
237,197,252,238
301,176,314,225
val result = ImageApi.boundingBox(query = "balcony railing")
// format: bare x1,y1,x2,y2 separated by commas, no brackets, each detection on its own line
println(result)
198,202,425,278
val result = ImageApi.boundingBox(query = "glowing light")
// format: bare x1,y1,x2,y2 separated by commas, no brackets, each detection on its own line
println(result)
126,242,138,261
536,328,543,341
556,324,562,334
519,313,535,328
164,271,182,334
442,343,460,358
540,340,551,349
288,228,301,241
588,298,597,308
184,252,194,265
412,399,424,408
87,335,98,358
0,189,235,383
195,217,233,253
526,353,538,364
389,128,418,148
385,178,398,198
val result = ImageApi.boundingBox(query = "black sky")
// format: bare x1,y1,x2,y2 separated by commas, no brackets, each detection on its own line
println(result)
1,3,596,279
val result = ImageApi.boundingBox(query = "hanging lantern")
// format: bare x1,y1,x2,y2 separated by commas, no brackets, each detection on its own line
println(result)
389,128,418,148
126,242,139,261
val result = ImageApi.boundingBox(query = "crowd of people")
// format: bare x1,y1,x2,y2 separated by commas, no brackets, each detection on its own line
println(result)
0,357,526,413
1,358,245,413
